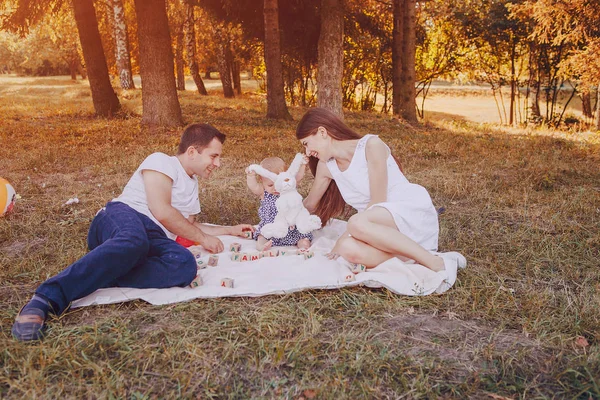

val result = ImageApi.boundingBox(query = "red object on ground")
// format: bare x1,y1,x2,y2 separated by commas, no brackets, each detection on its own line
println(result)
176,236,197,248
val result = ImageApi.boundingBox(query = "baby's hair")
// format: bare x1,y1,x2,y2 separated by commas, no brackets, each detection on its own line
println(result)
260,157,285,175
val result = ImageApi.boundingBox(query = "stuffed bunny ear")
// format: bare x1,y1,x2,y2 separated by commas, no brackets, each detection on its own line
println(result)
286,153,305,178
248,164,278,182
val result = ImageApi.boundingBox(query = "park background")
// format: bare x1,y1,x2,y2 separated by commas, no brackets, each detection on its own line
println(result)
0,0,599,398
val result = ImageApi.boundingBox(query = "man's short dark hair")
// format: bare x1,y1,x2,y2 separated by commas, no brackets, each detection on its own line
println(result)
177,124,226,154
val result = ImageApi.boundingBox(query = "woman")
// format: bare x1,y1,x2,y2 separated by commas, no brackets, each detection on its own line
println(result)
297,107,462,272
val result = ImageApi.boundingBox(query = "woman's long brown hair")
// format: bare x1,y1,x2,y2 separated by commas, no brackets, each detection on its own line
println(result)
296,108,403,224
296,108,361,224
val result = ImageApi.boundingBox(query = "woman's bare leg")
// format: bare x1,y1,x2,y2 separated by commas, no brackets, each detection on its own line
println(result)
346,207,445,272
329,231,395,268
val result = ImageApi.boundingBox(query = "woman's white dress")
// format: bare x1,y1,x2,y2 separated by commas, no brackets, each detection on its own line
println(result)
325,134,439,251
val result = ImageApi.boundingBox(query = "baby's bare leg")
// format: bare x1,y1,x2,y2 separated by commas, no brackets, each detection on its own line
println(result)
256,235,273,251
297,238,311,250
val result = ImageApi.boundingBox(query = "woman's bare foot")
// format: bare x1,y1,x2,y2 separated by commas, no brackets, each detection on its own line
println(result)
256,235,273,251
428,256,446,272
297,238,311,250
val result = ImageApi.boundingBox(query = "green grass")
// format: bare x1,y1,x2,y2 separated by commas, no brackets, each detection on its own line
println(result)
1,76,599,398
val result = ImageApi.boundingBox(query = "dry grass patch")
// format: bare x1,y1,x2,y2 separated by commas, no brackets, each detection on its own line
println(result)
0,76,599,398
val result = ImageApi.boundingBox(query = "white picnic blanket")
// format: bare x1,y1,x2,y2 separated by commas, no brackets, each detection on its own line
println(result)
72,219,465,308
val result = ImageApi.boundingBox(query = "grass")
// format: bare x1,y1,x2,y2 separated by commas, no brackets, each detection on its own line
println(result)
1,75,599,399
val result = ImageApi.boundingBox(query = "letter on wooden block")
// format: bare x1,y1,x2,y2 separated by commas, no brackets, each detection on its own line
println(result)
220,278,234,288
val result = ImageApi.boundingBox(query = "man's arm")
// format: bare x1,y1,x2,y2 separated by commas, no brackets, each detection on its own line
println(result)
143,170,224,253
188,217,255,238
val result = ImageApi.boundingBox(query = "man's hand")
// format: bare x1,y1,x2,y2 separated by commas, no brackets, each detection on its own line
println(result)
201,234,224,253
229,224,256,238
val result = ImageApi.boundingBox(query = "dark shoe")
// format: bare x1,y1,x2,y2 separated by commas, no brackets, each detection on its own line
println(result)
12,305,48,341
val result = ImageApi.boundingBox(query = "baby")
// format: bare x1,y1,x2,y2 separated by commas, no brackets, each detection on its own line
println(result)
246,156,312,251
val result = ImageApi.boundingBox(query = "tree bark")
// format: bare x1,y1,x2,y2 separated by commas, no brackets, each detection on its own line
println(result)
263,0,292,120
110,0,135,89
183,4,207,95
509,40,516,125
216,27,234,98
72,0,120,117
317,0,344,119
175,26,186,91
133,0,183,126
581,91,592,118
399,0,417,123
596,85,600,130
232,60,242,95
392,0,404,117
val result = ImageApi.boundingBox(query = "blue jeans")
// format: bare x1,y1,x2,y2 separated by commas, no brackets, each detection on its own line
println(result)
36,201,197,314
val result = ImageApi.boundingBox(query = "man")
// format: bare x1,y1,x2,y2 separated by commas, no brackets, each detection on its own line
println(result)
12,123,253,341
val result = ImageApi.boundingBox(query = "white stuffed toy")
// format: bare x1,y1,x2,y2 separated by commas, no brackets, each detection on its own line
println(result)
247,153,322,239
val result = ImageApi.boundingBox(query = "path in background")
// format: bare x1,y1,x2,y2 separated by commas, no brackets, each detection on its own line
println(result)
0,75,586,125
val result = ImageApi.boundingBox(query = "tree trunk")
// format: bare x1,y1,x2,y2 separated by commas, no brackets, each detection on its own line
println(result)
72,0,120,117
175,26,186,91
216,29,235,98
596,85,600,130
509,40,516,125
225,41,236,94
232,60,242,95
532,80,541,117
317,0,344,119
69,53,78,80
263,0,292,120
399,0,417,123
133,0,183,126
392,0,404,116
183,4,207,95
581,91,592,118
110,0,135,89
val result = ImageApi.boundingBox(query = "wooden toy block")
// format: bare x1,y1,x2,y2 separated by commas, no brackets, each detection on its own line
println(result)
279,249,294,256
188,246,202,257
208,254,219,266
350,263,367,274
239,253,250,262
220,278,234,288
196,258,207,269
189,275,203,288
229,243,242,252
303,251,315,260
230,252,241,261
242,230,253,239
250,253,261,261
344,274,356,282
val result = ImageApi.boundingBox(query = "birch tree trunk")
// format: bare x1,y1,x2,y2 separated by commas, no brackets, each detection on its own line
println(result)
183,4,207,95
110,0,135,89
175,26,186,91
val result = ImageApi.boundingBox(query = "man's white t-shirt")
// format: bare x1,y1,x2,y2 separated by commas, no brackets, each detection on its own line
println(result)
113,152,201,239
